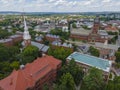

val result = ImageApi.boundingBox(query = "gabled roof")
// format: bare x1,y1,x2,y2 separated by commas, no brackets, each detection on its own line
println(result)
22,41,49,53
0,56,61,90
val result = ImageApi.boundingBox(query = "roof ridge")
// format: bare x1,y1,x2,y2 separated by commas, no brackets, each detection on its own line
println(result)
13,70,19,90
15,70,30,90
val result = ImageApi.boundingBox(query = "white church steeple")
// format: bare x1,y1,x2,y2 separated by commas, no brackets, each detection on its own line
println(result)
23,16,31,46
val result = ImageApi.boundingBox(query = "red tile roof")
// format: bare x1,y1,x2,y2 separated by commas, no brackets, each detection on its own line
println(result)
0,55,61,90
105,26,118,31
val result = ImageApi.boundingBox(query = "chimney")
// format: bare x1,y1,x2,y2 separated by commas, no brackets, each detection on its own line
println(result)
20,64,25,70
10,78,13,85
104,40,108,46
42,53,46,57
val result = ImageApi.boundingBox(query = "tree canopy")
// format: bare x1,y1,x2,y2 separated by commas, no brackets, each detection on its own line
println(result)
83,67,104,90
0,30,12,39
89,46,100,57
54,73,75,90
21,45,39,64
57,59,84,90
105,76,120,90
50,29,70,40
48,47,72,64
115,51,120,63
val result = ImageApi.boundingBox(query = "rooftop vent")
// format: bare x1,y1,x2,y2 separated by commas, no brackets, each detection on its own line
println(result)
10,78,13,85
20,64,25,70
42,53,46,57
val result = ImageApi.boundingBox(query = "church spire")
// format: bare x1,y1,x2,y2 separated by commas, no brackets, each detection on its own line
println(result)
23,16,31,46
24,16,28,31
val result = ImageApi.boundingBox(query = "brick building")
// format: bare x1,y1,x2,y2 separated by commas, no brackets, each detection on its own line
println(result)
0,34,23,47
0,55,61,90
67,52,112,81
0,39,13,47
95,40,119,61
9,35,23,43
45,34,60,42
70,16,109,43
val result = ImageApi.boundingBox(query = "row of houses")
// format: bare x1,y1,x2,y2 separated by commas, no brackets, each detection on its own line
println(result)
34,19,69,33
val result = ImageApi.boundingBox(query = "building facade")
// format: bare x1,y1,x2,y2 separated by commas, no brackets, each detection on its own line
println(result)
67,52,112,81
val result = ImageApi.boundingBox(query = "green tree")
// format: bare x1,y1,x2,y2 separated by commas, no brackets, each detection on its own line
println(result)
48,47,72,64
43,84,49,90
21,45,39,64
8,46,20,61
118,47,120,52
22,45,39,58
0,30,12,39
105,76,120,90
115,51,120,63
50,29,70,40
56,73,75,90
0,44,10,61
89,46,100,57
72,23,77,28
58,59,84,86
83,67,104,90
22,56,35,64
67,59,84,86
0,61,11,79
10,61,20,70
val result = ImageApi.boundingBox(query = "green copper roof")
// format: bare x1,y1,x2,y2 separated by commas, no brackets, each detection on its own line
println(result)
67,52,112,72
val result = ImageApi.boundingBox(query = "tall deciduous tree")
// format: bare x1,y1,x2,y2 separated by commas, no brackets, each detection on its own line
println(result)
0,44,10,61
89,46,100,57
56,73,75,90
48,47,72,64
21,45,39,64
22,45,39,58
58,59,84,86
83,67,104,90
115,51,120,63
10,61,20,70
105,76,120,90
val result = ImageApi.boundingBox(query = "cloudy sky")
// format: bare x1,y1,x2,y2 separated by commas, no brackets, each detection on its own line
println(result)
0,0,120,12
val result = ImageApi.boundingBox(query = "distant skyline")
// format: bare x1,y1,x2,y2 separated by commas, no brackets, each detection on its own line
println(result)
0,0,120,12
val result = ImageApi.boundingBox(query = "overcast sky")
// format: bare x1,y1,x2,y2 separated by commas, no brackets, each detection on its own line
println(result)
0,0,120,12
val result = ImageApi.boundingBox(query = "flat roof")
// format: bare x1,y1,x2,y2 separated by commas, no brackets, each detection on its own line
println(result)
71,28,91,35
67,52,112,72
98,30,108,36
95,42,119,51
